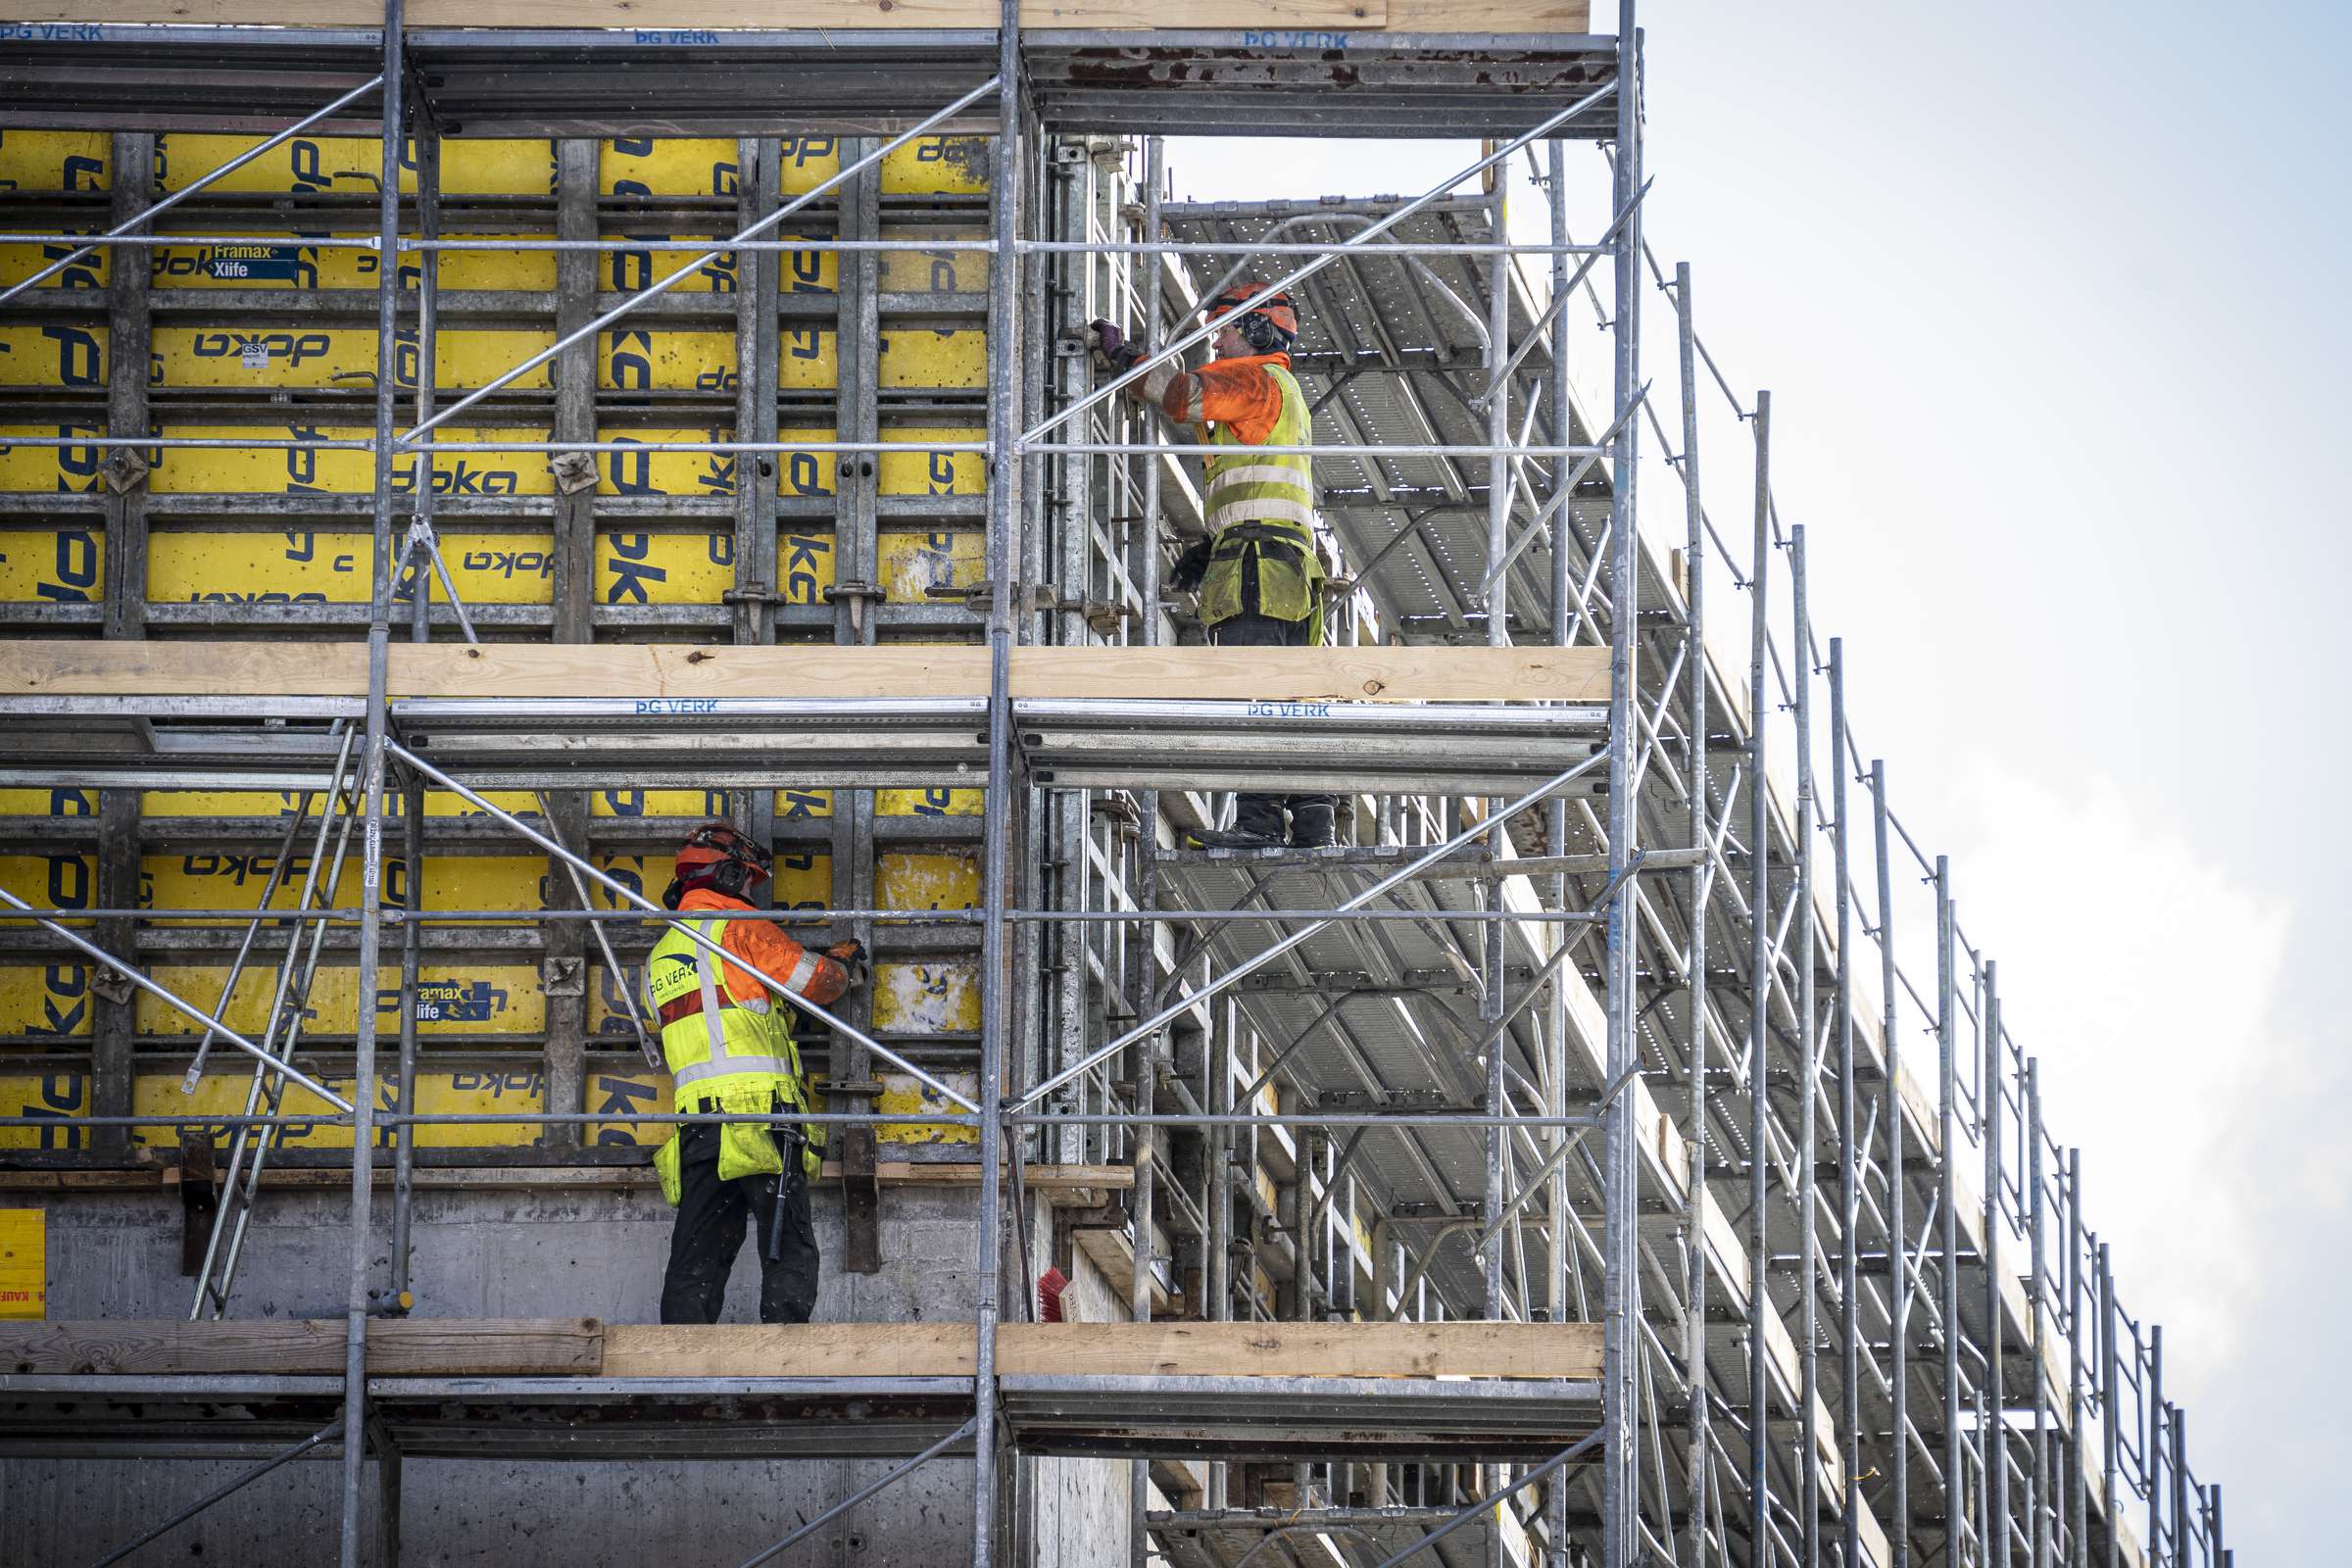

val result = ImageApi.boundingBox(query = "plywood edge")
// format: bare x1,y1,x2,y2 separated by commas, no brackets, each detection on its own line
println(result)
599,1319,1601,1380
0,1317,602,1376
603,1321,979,1378
1000,1320,1602,1381
0,639,1608,705
0,1,1592,33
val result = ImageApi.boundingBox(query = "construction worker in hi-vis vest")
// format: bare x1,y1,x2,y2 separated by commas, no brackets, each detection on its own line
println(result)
1089,280,1335,851
644,822,865,1324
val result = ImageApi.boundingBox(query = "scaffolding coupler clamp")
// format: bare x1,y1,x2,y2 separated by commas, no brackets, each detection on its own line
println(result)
822,578,886,633
548,451,599,495
100,447,149,494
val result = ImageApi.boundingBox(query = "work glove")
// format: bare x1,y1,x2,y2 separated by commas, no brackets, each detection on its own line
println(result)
1088,318,1146,374
1167,535,1215,595
825,938,868,985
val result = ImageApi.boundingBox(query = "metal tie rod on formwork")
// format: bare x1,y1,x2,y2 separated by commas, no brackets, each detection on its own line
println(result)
402,74,1002,444
0,74,388,310
384,740,979,1114
1021,74,1619,448
0,886,354,1111
1012,747,1610,1115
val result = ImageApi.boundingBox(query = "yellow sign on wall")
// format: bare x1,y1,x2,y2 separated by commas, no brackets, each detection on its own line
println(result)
0,1209,42,1319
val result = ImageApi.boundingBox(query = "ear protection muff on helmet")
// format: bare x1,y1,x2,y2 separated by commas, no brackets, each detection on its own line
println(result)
1237,311,1291,355
1206,283,1299,356
670,821,773,905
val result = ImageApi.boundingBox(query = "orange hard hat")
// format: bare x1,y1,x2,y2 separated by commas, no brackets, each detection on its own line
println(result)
674,820,772,886
1204,281,1299,343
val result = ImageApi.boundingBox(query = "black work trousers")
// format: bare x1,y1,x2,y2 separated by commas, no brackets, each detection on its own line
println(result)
660,1121,819,1325
1209,609,1336,844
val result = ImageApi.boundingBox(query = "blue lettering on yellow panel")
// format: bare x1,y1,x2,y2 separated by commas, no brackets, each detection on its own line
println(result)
780,533,830,604
605,533,667,604
592,1074,658,1145
382,979,510,1023
15,1069,87,1151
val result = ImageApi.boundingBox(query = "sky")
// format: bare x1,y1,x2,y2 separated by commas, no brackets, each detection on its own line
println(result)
1175,2,2351,1557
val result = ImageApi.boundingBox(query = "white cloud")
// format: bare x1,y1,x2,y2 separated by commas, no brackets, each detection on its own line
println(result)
1934,758,2293,1396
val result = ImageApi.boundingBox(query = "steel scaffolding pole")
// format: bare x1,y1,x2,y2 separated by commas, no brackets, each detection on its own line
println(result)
1832,639,1862,1568
1600,14,1643,1565
1939,859,1967,1567
2067,1149,2088,1568
2030,1062,2052,1568
1745,388,1775,1568
1674,257,1713,1568
972,2,1024,1558
1790,524,1820,1568
1874,760,1909,1568
1985,963,2007,1568
338,0,404,1558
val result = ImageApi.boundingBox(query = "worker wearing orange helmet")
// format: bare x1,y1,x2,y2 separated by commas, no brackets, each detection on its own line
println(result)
1090,280,1334,850
643,821,865,1323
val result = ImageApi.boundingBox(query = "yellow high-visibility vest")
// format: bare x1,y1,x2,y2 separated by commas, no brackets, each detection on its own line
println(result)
644,916,822,1194
1200,362,1323,630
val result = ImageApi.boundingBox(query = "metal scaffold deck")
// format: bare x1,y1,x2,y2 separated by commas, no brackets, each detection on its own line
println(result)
0,3,2231,1567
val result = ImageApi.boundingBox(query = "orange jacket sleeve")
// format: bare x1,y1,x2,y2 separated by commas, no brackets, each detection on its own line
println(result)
1155,357,1287,445
725,918,850,1009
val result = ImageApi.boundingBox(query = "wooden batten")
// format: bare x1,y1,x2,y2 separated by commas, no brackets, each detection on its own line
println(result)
0,640,1610,706
0,1317,604,1376
603,1319,1604,1380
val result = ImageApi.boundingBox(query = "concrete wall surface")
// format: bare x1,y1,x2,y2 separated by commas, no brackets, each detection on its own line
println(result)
0,1183,1130,1566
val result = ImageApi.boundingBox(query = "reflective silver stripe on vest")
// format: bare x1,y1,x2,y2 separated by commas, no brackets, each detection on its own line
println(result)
1208,497,1316,530
672,1055,794,1089
693,918,729,1063
1206,464,1315,490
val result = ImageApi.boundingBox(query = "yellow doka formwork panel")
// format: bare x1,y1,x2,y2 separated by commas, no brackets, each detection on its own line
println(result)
0,784,977,822
136,961,546,1038
0,130,989,198
0,854,94,924
0,233,982,297
0,424,983,498
0,324,985,393
0,1209,42,1319
0,962,91,1039
0,1066,544,1152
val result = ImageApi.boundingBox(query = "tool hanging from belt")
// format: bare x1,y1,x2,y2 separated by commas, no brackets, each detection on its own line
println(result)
765,1124,808,1263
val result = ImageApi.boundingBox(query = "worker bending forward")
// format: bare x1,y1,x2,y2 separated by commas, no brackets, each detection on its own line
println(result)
1091,281,1334,850
645,823,865,1324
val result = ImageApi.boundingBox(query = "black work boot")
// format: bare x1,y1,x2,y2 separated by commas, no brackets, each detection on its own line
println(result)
1189,793,1288,851
1288,800,1336,850
1187,824,1285,851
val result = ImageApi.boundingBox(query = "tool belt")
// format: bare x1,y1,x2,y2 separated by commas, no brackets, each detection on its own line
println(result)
1212,519,1310,561
1200,518,1323,634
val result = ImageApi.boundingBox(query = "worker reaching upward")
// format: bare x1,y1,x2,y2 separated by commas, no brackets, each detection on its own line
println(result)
1090,281,1336,851
644,822,865,1324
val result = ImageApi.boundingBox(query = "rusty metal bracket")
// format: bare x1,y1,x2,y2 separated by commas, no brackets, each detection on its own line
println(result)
824,578,886,637
89,965,134,1006
548,451,598,495
101,447,149,494
541,955,583,999
840,1128,883,1275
